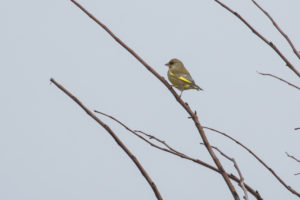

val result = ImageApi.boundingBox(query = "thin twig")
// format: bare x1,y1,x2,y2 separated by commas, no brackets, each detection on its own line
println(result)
94,110,185,157
201,143,249,200
215,0,300,77
286,152,300,163
50,78,163,200
70,0,239,199
294,127,300,131
95,110,263,200
134,130,181,154
258,72,300,90
285,152,300,177
251,0,300,60
203,126,300,197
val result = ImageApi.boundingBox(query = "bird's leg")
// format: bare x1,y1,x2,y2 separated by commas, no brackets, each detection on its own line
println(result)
179,90,183,97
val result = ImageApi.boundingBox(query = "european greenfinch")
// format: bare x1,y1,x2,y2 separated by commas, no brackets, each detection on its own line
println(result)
165,58,202,96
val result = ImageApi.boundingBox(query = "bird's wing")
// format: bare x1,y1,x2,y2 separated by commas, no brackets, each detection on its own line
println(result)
169,71,202,90
172,72,195,84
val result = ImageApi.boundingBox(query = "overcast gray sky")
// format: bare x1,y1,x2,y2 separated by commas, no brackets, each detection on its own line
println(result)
1,0,300,199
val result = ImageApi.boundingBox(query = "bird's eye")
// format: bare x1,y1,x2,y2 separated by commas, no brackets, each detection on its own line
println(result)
169,61,174,65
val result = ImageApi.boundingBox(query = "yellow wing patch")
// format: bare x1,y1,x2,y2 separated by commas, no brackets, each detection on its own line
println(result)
169,71,192,84
178,76,192,84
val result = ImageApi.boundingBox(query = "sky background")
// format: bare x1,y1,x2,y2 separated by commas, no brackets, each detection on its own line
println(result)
1,0,300,199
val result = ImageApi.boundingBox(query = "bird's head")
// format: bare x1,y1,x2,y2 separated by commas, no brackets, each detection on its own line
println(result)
165,58,183,69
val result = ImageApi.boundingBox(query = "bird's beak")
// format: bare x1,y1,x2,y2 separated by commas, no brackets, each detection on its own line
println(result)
165,63,169,67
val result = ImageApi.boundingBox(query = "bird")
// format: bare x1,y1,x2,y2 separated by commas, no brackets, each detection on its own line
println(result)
165,58,202,97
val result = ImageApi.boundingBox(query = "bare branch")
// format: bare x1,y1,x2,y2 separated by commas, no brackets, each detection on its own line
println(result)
94,110,185,157
203,126,300,197
214,0,300,77
295,127,300,131
50,78,163,200
257,72,300,90
201,144,249,200
70,0,239,198
286,152,300,163
251,0,300,60
95,110,263,200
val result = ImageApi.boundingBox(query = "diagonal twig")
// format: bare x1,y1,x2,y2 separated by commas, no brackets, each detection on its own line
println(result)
251,0,300,60
214,0,300,77
70,0,239,198
134,130,182,154
95,110,263,200
50,78,163,200
258,72,300,90
203,126,300,198
201,143,249,200
286,152,300,163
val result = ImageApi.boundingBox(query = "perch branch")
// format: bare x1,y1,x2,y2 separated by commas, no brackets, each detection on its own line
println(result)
70,0,239,198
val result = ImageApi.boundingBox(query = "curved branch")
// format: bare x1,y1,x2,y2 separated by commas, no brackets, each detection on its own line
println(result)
203,126,300,198
215,0,300,77
251,0,300,60
95,110,263,200
50,78,163,200
70,0,239,199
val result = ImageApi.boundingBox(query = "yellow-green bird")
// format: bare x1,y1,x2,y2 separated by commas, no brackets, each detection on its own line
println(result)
165,58,202,96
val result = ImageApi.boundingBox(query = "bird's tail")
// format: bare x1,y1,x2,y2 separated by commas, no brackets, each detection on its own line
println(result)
193,84,203,91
